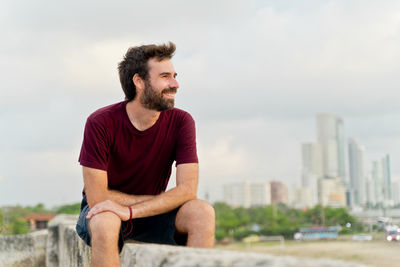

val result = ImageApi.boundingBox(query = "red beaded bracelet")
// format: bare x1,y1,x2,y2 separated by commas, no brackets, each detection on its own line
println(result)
128,206,132,221
123,206,134,237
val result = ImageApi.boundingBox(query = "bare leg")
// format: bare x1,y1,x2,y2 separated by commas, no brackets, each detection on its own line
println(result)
89,211,121,267
175,199,215,248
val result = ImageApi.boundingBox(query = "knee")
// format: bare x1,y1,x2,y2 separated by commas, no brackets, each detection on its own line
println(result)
198,201,215,227
183,200,215,232
89,211,121,243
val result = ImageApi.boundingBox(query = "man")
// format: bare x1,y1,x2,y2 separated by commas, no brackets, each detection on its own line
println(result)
76,42,215,266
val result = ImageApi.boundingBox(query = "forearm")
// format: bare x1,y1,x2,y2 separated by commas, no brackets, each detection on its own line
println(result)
85,188,154,208
107,189,155,206
84,164,198,221
86,185,196,221
131,185,196,218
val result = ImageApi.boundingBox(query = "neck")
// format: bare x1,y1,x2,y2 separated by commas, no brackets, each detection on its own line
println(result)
126,99,160,131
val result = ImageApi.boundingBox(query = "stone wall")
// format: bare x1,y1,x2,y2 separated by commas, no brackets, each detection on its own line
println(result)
46,214,91,267
0,229,47,267
0,215,370,267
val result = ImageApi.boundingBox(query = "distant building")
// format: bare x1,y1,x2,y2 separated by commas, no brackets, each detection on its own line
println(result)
371,155,392,206
270,181,288,205
301,143,322,206
316,113,346,183
23,213,55,231
301,143,323,184
348,138,366,206
223,181,271,208
365,173,376,206
372,160,384,205
382,154,392,203
293,186,314,209
250,183,271,206
318,178,346,207
392,181,400,206
223,181,251,208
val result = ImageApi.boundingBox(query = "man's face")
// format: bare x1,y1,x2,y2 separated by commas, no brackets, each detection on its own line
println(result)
139,58,179,111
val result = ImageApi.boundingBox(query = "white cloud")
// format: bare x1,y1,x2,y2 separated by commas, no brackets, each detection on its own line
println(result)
198,137,249,179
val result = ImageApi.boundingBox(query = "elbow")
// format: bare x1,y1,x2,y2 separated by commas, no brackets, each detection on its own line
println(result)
180,186,197,201
187,188,198,201
188,191,197,201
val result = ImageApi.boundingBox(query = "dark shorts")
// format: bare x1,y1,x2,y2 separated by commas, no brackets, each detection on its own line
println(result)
75,198,186,251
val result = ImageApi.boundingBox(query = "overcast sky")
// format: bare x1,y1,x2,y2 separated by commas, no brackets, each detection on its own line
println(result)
1,0,399,206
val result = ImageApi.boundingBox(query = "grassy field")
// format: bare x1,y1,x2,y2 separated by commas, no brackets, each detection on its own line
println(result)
216,234,400,267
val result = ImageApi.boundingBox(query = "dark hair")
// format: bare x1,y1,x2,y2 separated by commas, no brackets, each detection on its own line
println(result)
118,42,176,101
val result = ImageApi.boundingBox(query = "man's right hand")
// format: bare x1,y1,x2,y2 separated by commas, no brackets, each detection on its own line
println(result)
86,200,132,221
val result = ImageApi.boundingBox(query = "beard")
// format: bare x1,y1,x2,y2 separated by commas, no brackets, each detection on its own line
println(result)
140,80,177,111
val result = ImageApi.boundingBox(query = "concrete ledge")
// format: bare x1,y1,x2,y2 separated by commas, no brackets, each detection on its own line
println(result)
1,215,370,267
120,243,369,267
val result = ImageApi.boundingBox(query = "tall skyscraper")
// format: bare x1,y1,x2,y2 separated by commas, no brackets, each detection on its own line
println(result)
382,154,392,202
316,113,346,183
392,181,400,206
301,143,322,206
348,138,366,205
372,160,384,205
301,143,323,186
365,173,376,206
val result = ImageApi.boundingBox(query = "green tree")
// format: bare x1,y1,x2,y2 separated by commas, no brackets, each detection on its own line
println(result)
215,202,240,229
304,205,325,225
10,219,29,235
213,202,365,241
54,203,81,214
233,207,250,226
0,209,5,234
30,203,48,213
0,209,3,225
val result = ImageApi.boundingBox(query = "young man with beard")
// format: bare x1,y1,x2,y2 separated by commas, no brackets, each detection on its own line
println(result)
76,42,215,266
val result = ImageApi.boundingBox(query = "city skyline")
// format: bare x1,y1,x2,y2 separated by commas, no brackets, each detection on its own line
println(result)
1,1,400,206
299,113,397,209
220,112,397,209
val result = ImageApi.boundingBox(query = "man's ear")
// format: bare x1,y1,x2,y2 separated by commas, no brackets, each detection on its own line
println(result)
133,74,145,92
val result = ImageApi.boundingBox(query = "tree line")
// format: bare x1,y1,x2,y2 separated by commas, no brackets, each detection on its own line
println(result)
214,202,364,240
1,202,364,239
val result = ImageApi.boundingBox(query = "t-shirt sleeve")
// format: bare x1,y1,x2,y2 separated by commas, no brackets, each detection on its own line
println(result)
78,117,110,171
175,112,199,165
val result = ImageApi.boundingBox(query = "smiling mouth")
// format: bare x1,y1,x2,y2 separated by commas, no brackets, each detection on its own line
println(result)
163,92,176,98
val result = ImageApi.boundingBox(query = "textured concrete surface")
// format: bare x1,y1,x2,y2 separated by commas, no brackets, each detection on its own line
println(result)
0,230,47,267
120,243,370,267
46,214,91,267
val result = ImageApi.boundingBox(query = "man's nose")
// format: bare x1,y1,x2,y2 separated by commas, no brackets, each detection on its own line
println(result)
170,78,179,89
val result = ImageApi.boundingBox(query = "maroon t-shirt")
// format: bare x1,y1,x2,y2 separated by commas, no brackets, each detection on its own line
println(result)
78,101,198,195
